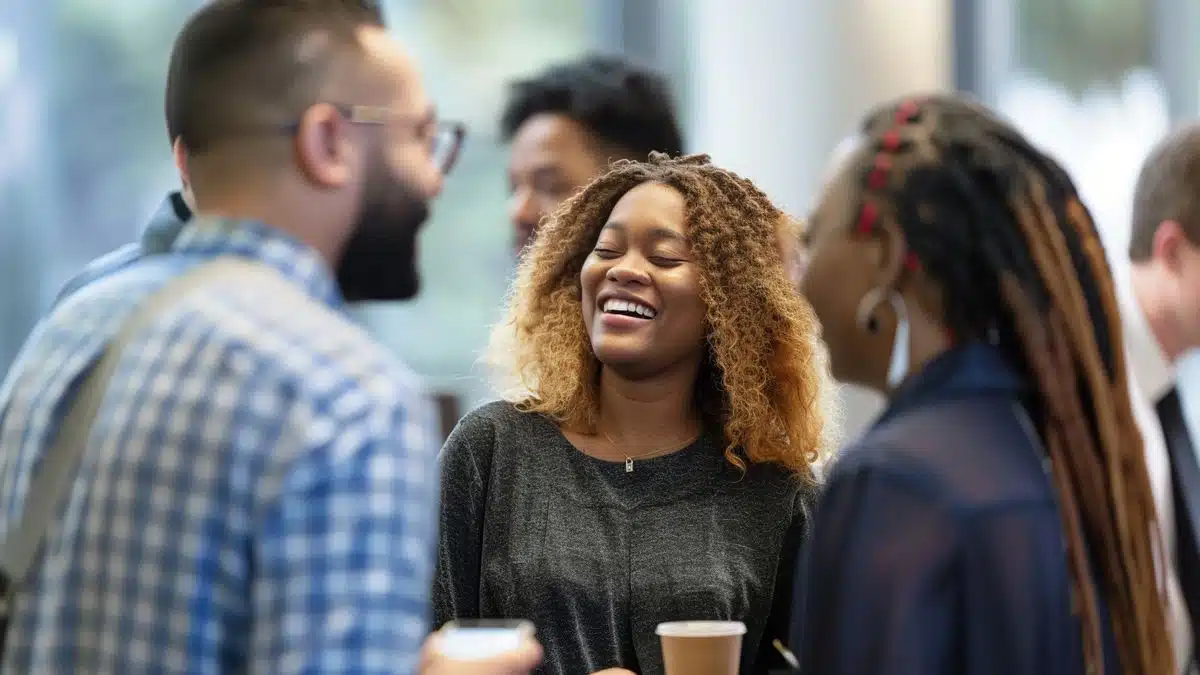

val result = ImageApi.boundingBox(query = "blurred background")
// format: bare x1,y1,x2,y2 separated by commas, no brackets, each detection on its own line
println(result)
0,0,1193,438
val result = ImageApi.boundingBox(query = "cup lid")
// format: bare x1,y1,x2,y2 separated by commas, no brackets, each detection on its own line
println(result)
655,621,748,637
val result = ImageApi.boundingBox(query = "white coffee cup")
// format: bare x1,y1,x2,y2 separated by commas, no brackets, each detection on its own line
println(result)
437,619,536,661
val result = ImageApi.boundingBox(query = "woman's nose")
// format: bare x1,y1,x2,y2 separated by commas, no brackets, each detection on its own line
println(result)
605,258,652,285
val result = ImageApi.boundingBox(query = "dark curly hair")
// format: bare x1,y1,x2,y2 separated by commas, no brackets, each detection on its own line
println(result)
499,54,685,159
486,153,837,479
844,94,1172,674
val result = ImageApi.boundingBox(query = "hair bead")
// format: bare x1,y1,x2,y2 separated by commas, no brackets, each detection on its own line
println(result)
856,201,879,235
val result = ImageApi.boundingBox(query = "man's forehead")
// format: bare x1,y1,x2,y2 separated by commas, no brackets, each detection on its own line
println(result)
509,115,601,178
513,114,598,156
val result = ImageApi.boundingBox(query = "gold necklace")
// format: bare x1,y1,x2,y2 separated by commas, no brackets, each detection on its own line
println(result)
601,430,701,473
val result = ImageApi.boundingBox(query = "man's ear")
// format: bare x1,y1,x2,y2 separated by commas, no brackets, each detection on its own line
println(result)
293,103,357,189
172,137,188,185
172,137,197,210
1153,219,1187,272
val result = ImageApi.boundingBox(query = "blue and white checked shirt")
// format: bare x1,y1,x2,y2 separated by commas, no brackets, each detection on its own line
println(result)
0,218,441,673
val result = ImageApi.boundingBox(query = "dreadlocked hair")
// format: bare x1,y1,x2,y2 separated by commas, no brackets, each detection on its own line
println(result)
485,152,838,479
848,94,1172,674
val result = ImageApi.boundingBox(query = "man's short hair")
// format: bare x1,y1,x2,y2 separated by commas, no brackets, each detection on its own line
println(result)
499,54,685,160
165,0,386,152
1130,124,1200,260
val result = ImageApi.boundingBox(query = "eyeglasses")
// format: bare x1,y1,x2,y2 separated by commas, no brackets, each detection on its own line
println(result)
284,103,467,175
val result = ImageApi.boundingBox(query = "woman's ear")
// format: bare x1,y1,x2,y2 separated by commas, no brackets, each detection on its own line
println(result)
875,216,945,329
871,217,909,292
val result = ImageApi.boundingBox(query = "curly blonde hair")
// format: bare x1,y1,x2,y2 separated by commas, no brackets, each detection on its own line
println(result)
485,153,838,478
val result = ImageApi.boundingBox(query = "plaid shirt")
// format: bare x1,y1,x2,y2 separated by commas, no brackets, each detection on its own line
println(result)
0,219,440,673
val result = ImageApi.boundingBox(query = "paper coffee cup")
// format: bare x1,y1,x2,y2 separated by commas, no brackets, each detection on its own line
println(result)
657,621,746,675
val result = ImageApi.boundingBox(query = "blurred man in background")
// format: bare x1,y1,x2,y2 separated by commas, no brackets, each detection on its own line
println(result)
1126,123,1200,675
501,54,684,254
1129,126,1200,377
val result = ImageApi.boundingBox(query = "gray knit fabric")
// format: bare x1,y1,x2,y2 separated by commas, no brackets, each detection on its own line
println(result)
433,401,813,674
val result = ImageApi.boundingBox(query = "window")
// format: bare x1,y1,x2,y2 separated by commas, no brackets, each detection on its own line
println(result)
0,1,199,374
956,0,1169,279
955,0,1182,404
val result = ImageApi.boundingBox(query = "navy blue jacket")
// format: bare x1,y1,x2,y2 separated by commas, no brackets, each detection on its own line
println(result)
793,343,1118,675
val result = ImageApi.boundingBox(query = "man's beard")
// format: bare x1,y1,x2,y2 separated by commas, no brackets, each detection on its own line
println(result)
337,156,430,302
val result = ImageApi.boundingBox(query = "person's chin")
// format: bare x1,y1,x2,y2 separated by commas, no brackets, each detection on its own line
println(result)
393,277,420,302
394,269,421,301
341,268,420,303
593,342,662,377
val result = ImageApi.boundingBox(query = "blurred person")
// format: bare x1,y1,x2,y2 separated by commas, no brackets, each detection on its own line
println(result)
793,95,1174,674
0,1,484,672
1126,123,1200,673
502,54,684,255
1128,124,1200,375
434,153,835,675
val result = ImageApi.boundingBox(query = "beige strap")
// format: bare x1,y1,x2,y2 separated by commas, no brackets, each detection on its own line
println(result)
0,257,272,607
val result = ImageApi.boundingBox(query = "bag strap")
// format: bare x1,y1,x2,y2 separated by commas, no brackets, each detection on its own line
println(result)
0,258,235,601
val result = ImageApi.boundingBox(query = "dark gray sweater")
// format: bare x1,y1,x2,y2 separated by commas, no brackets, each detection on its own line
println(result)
433,401,813,675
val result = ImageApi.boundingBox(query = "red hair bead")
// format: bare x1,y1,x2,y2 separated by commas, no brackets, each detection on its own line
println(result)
867,168,888,190
895,100,920,123
856,202,879,235
904,252,921,271
881,129,902,151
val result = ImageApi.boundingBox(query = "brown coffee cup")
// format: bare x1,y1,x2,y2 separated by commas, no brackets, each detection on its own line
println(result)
657,621,746,675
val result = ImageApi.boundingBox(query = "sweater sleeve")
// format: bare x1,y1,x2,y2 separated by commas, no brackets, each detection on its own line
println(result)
430,408,496,628
753,483,813,673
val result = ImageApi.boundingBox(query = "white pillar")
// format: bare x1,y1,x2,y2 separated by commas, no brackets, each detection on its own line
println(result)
681,0,954,439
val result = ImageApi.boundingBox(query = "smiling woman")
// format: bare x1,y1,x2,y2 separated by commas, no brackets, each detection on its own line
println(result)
433,152,837,675
493,153,836,471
